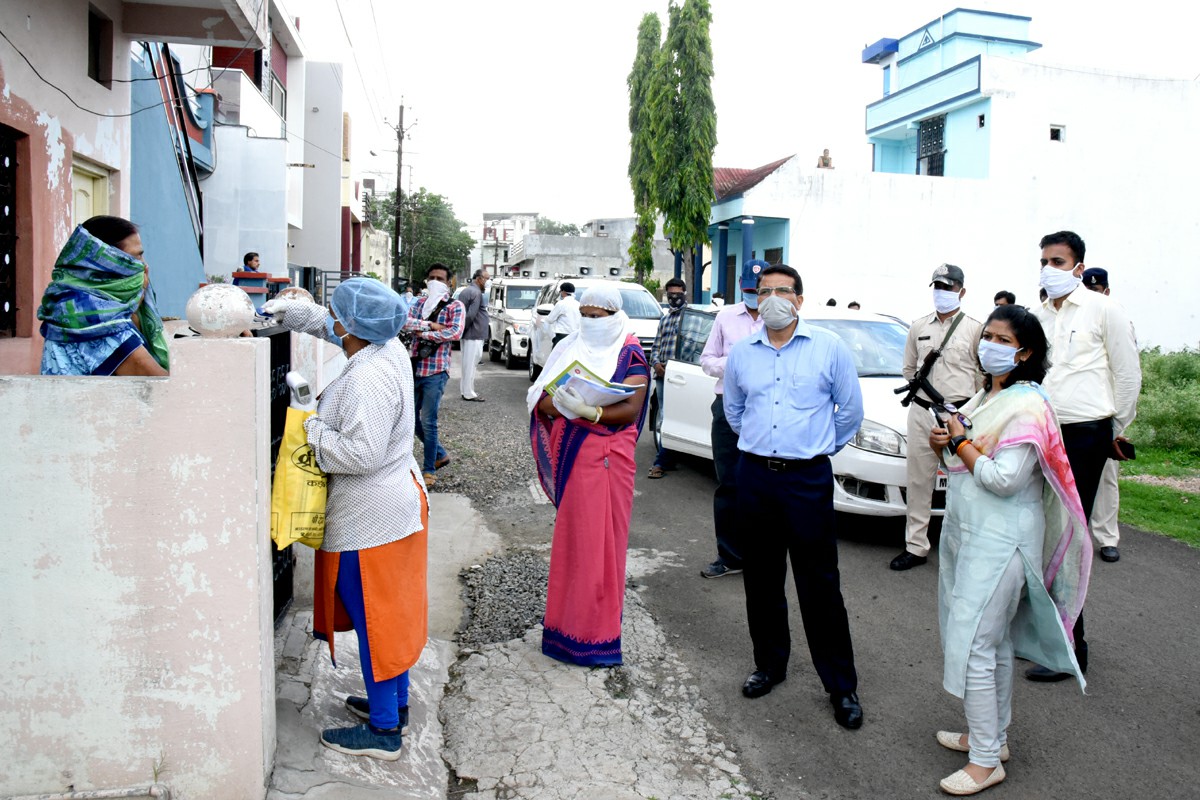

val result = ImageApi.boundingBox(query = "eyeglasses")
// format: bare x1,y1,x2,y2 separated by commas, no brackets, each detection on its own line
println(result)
755,286,797,297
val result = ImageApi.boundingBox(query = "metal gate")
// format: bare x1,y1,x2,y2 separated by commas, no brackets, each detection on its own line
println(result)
0,125,18,338
261,326,295,624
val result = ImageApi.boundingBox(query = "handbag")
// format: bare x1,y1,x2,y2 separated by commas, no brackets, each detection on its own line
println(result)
270,407,327,549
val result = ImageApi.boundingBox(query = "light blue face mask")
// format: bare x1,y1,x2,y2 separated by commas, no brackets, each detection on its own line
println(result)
743,290,759,310
325,314,343,348
978,340,1022,376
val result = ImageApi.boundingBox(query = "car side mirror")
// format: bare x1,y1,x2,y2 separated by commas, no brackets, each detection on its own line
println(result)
535,303,553,316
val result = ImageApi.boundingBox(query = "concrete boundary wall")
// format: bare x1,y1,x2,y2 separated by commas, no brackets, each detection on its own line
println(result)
0,338,275,799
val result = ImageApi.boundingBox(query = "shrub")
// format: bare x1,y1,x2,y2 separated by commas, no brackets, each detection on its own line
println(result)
1125,348,1200,457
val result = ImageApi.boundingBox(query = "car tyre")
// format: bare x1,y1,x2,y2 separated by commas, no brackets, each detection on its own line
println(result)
489,339,501,362
504,336,520,370
528,353,541,382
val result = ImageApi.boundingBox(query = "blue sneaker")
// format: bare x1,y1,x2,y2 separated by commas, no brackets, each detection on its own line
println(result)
344,696,409,728
320,723,402,761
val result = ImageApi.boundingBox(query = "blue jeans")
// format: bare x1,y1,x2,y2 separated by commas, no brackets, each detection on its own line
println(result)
336,550,410,729
414,370,449,472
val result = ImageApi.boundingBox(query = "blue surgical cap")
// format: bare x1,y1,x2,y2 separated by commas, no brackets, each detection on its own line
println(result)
330,278,410,344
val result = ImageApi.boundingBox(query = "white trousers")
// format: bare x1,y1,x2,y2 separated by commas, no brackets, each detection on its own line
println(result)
1089,459,1120,547
963,553,1024,768
905,403,939,556
461,339,483,399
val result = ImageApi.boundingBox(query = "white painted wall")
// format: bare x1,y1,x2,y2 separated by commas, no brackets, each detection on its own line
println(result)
0,338,275,799
740,158,1199,349
287,62,344,272
202,126,289,279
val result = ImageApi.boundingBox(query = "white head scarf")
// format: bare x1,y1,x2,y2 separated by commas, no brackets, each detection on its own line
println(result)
423,279,450,319
526,284,635,414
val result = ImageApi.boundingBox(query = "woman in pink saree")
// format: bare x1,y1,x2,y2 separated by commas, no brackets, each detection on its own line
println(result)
526,285,649,666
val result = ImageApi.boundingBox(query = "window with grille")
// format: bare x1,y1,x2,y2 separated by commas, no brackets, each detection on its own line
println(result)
917,114,946,177
0,125,18,338
764,247,783,266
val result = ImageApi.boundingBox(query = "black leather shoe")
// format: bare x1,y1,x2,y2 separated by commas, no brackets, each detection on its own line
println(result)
1025,664,1072,682
1099,546,1120,562
831,692,864,729
741,670,784,698
889,551,928,571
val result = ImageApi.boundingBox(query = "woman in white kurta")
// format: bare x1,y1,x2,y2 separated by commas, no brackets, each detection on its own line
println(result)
929,304,1091,796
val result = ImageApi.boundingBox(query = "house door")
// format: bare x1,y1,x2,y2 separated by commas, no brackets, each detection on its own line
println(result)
71,158,110,226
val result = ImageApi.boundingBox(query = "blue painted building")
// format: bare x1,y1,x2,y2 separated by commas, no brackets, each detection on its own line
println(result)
130,43,214,317
862,8,1040,178
705,156,793,298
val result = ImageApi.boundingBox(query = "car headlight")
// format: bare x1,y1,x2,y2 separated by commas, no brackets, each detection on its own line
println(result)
514,323,531,335
850,420,906,457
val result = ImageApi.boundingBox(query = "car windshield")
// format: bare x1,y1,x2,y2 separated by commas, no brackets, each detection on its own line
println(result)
506,287,540,310
618,289,663,319
806,318,908,377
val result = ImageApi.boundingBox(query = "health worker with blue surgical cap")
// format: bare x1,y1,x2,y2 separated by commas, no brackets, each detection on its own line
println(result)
262,279,429,762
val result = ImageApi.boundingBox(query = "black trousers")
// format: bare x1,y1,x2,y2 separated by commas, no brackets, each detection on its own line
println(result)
736,454,858,695
1059,417,1113,662
711,395,744,567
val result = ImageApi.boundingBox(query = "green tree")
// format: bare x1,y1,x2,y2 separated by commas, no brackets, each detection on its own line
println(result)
396,188,475,283
535,216,581,236
650,0,716,299
627,12,661,284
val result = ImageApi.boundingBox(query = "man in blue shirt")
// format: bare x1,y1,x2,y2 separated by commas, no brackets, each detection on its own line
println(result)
724,264,866,730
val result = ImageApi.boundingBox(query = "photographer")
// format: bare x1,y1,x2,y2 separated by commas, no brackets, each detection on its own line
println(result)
890,264,984,571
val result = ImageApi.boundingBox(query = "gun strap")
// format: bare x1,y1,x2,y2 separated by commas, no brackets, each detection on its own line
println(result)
917,312,965,381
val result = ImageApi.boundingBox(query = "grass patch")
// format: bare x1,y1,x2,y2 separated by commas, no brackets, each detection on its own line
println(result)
1118,479,1200,548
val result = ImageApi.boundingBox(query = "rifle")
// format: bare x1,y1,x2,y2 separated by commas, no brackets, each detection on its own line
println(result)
895,371,972,430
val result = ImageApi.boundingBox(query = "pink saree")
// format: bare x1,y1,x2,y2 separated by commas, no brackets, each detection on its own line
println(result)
530,336,649,666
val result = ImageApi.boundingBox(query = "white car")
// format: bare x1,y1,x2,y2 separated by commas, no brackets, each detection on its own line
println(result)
485,278,543,369
528,277,664,381
658,306,946,518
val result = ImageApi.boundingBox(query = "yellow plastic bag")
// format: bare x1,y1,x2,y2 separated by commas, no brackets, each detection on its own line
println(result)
270,407,327,549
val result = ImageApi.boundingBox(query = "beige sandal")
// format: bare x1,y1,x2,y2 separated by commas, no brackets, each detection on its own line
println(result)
647,466,666,479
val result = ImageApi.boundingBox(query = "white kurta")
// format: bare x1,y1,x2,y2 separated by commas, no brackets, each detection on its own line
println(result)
939,441,1085,697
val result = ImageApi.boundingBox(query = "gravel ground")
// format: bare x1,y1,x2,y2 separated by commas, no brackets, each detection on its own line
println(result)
458,550,549,648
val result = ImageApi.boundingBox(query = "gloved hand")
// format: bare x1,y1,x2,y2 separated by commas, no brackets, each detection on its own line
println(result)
553,385,601,422
260,298,296,318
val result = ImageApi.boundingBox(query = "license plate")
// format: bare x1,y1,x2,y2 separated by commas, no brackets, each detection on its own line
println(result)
936,471,948,491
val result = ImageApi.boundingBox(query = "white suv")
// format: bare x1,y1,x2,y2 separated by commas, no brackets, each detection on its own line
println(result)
527,277,663,381
485,278,543,369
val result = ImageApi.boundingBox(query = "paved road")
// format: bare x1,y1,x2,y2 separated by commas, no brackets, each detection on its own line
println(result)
455,359,1199,799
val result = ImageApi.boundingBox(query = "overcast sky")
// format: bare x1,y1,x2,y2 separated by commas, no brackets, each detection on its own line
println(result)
288,0,1200,227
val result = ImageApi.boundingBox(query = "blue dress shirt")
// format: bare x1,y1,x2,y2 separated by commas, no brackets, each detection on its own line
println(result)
724,318,864,460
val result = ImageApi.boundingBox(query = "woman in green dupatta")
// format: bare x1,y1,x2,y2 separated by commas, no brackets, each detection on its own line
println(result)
38,216,170,377
929,303,1089,796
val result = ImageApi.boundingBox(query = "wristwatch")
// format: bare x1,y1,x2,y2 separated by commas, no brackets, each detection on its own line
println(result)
948,435,969,454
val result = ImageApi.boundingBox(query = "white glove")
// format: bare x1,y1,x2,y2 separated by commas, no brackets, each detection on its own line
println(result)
553,385,600,422
260,298,295,318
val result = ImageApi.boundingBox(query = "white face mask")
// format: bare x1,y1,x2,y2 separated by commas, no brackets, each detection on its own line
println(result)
978,340,1022,376
933,288,962,314
579,313,624,348
483,279,493,291
1039,265,1080,300
758,294,798,330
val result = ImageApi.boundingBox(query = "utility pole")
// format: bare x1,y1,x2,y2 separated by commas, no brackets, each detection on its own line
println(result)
391,103,404,280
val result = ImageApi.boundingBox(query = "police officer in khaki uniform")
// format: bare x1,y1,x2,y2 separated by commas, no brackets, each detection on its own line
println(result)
890,264,984,570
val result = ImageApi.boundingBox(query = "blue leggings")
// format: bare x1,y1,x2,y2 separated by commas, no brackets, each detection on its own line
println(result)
336,550,409,729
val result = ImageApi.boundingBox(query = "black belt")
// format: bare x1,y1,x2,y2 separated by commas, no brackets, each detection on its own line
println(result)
911,396,969,410
743,452,829,472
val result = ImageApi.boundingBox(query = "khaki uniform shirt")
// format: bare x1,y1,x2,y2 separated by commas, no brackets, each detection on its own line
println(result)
1034,285,1141,432
903,310,984,404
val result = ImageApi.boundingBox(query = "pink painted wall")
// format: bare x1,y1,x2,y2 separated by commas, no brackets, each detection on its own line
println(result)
0,338,276,798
